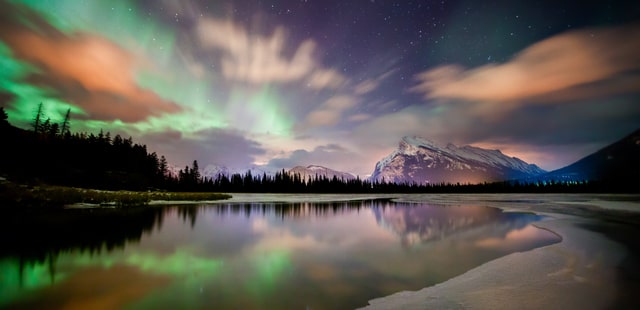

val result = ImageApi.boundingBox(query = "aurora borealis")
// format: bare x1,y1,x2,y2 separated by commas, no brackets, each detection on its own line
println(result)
1,0,639,175
1,201,559,309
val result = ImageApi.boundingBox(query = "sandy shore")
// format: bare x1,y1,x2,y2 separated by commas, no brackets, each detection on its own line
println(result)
360,194,640,310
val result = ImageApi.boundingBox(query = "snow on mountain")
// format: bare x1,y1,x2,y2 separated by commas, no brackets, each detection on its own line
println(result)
372,204,532,248
168,164,275,179
202,164,231,178
371,136,546,184
166,164,182,178
240,165,276,178
288,165,356,181
205,165,276,179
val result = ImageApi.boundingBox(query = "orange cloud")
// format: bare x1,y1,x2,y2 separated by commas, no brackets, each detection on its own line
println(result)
412,24,640,103
0,3,181,122
304,95,358,127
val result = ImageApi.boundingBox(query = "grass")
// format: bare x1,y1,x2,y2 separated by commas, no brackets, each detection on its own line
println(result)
0,181,231,208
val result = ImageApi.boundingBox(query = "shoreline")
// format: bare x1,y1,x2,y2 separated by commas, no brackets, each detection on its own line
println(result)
360,194,640,309
0,182,232,208
3,191,639,308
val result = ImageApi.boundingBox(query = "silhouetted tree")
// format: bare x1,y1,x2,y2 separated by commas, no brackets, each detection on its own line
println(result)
33,102,43,134
159,156,168,178
0,107,8,128
60,108,71,137
48,123,59,138
192,160,201,184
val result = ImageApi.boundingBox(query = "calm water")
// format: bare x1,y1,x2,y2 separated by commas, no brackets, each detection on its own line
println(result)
1,199,560,309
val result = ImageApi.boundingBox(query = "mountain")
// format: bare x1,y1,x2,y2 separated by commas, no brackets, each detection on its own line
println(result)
543,129,640,184
288,165,356,181
372,204,537,248
371,136,546,184
202,164,231,178
168,164,274,179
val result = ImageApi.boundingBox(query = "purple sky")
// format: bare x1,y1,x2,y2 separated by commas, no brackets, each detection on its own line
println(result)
1,0,639,176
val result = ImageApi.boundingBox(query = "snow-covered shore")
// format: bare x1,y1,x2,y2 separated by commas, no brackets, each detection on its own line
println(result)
360,194,640,309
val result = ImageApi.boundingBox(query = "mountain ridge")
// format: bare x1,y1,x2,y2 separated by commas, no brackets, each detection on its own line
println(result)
541,128,640,184
288,165,356,181
371,136,546,184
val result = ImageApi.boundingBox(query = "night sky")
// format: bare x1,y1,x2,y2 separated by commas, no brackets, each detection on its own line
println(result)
1,0,639,176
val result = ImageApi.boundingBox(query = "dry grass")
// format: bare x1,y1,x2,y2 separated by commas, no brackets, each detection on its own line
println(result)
0,182,231,208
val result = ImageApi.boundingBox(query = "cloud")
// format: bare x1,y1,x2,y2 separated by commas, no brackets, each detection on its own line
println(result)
307,69,346,90
0,2,182,123
139,128,266,170
353,95,640,170
348,113,371,122
196,17,349,90
354,69,397,95
303,95,358,127
412,24,640,104
265,143,371,175
352,107,427,147
354,79,379,95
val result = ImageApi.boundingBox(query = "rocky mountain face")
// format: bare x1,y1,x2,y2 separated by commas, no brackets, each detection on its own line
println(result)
371,136,546,184
288,165,356,181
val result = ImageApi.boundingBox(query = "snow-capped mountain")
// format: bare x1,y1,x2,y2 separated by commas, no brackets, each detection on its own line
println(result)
372,204,536,248
166,164,183,178
201,164,231,178
168,164,275,179
239,165,276,177
203,164,275,178
288,165,356,181
371,136,546,184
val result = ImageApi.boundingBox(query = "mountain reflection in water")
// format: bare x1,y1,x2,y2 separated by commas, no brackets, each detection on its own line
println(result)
372,204,544,248
1,199,559,309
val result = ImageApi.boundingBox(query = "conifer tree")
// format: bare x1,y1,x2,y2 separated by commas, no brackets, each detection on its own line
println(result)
192,160,200,184
48,123,59,137
0,107,8,128
41,118,51,135
159,155,168,178
33,102,43,134
60,108,71,136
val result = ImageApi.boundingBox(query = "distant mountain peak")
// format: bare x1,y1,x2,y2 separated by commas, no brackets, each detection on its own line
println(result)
372,135,545,184
288,165,356,181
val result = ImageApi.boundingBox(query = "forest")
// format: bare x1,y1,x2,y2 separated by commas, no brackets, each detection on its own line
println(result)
0,105,619,193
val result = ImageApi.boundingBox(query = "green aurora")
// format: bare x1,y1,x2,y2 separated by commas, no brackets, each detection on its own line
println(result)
1,0,639,175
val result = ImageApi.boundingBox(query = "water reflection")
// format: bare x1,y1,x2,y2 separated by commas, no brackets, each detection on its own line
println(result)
372,204,544,248
1,200,560,309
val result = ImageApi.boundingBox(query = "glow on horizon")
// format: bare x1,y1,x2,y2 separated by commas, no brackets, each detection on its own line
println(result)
1,0,638,174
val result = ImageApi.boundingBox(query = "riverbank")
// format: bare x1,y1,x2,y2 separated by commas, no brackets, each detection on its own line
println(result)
361,194,640,309
0,181,231,208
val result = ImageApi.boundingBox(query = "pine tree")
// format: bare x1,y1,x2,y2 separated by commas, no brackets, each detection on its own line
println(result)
41,118,51,135
192,160,200,184
48,123,59,137
104,132,111,144
33,102,43,134
159,155,168,178
0,107,8,128
60,108,71,136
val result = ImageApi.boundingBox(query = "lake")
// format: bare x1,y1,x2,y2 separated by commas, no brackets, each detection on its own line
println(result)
1,197,561,309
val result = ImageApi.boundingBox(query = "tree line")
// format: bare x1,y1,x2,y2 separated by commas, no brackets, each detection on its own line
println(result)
0,104,623,193
206,170,611,193
0,104,207,191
